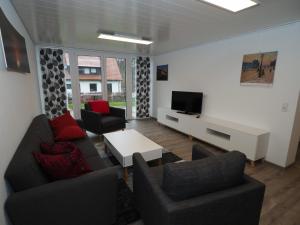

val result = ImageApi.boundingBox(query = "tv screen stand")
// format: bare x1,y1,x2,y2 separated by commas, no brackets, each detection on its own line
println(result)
157,107,270,166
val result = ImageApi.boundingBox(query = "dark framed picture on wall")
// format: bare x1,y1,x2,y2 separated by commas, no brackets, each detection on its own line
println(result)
157,64,168,81
0,7,30,73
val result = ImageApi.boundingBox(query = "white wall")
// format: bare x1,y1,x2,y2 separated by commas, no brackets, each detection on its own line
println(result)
287,92,300,165
0,1,41,225
153,22,300,167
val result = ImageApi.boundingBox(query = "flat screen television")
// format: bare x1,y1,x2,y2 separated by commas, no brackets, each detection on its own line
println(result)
0,8,30,73
171,91,203,114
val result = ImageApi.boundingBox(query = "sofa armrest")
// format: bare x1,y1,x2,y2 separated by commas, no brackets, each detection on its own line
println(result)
192,144,215,160
5,167,118,225
110,107,126,119
81,109,103,133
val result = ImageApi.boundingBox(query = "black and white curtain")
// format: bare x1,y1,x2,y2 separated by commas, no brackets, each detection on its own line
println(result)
136,56,151,118
40,48,67,119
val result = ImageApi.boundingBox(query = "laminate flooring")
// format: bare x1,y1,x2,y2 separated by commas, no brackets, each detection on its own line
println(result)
125,118,300,225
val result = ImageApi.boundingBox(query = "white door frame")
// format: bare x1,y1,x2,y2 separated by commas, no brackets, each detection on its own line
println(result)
68,49,135,120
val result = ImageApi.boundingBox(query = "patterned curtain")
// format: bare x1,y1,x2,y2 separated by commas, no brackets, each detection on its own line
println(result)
40,48,67,119
136,56,151,118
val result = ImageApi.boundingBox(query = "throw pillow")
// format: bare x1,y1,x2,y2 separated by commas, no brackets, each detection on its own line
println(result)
49,111,86,141
162,151,246,201
54,125,86,141
40,142,77,155
33,147,92,180
88,100,110,114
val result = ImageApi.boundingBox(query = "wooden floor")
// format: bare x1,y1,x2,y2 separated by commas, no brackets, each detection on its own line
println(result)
127,119,300,225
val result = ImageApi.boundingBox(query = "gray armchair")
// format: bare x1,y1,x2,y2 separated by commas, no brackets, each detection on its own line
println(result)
133,144,265,225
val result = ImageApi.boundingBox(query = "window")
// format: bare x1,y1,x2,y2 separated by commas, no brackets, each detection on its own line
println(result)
78,67,92,74
90,83,97,92
91,68,97,74
84,68,90,74
66,83,72,89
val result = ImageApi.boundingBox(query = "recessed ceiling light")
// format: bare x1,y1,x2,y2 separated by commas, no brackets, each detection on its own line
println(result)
201,0,258,12
98,33,153,45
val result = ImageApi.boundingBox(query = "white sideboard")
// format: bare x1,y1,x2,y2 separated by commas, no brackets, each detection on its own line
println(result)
157,107,270,164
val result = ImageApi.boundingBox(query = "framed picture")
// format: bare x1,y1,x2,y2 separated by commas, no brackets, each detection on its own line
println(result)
157,64,168,81
240,51,278,86
0,7,30,73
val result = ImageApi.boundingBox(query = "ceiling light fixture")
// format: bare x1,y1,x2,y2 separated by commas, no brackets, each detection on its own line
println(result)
201,0,258,12
98,33,153,45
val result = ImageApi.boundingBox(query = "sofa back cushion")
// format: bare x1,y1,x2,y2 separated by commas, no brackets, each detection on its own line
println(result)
5,115,54,192
162,151,246,201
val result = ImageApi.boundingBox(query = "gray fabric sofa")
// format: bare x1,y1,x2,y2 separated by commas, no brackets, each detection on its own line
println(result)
4,114,118,225
133,144,265,225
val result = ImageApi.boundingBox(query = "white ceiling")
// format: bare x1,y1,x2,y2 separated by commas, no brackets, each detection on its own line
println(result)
10,0,300,55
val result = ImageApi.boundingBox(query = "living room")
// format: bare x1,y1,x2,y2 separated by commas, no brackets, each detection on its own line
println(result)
0,0,300,225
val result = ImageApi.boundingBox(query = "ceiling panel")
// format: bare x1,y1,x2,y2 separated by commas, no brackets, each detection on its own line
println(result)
10,0,300,55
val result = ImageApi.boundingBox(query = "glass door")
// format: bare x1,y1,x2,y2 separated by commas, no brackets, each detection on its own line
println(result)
63,51,137,120
106,57,127,114
77,56,103,109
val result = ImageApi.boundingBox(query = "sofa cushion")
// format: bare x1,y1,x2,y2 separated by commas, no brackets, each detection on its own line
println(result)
4,115,54,192
101,116,125,128
162,151,246,201
72,137,100,159
88,100,110,114
85,155,107,171
150,166,164,185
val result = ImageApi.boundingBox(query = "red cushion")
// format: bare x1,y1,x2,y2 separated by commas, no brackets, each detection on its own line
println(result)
49,111,86,141
88,100,110,114
33,147,92,180
40,142,76,155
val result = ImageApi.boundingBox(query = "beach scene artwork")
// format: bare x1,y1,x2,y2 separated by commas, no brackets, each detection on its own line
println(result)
240,51,278,86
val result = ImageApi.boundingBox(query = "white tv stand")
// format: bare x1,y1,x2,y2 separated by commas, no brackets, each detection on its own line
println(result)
157,107,270,165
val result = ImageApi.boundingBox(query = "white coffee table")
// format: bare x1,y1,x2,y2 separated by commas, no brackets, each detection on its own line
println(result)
103,129,163,181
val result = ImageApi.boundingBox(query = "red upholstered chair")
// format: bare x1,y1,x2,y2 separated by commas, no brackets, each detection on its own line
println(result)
81,100,126,134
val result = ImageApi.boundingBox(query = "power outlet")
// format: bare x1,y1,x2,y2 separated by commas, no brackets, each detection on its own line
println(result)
281,103,289,112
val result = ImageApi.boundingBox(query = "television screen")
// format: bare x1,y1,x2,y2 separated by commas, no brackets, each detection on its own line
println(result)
171,91,203,114
0,8,30,73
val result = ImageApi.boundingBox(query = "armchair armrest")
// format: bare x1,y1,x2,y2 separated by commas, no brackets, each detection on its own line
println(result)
110,107,126,119
133,153,173,225
76,119,85,129
5,167,118,225
81,109,103,134
192,144,215,160
167,175,265,225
